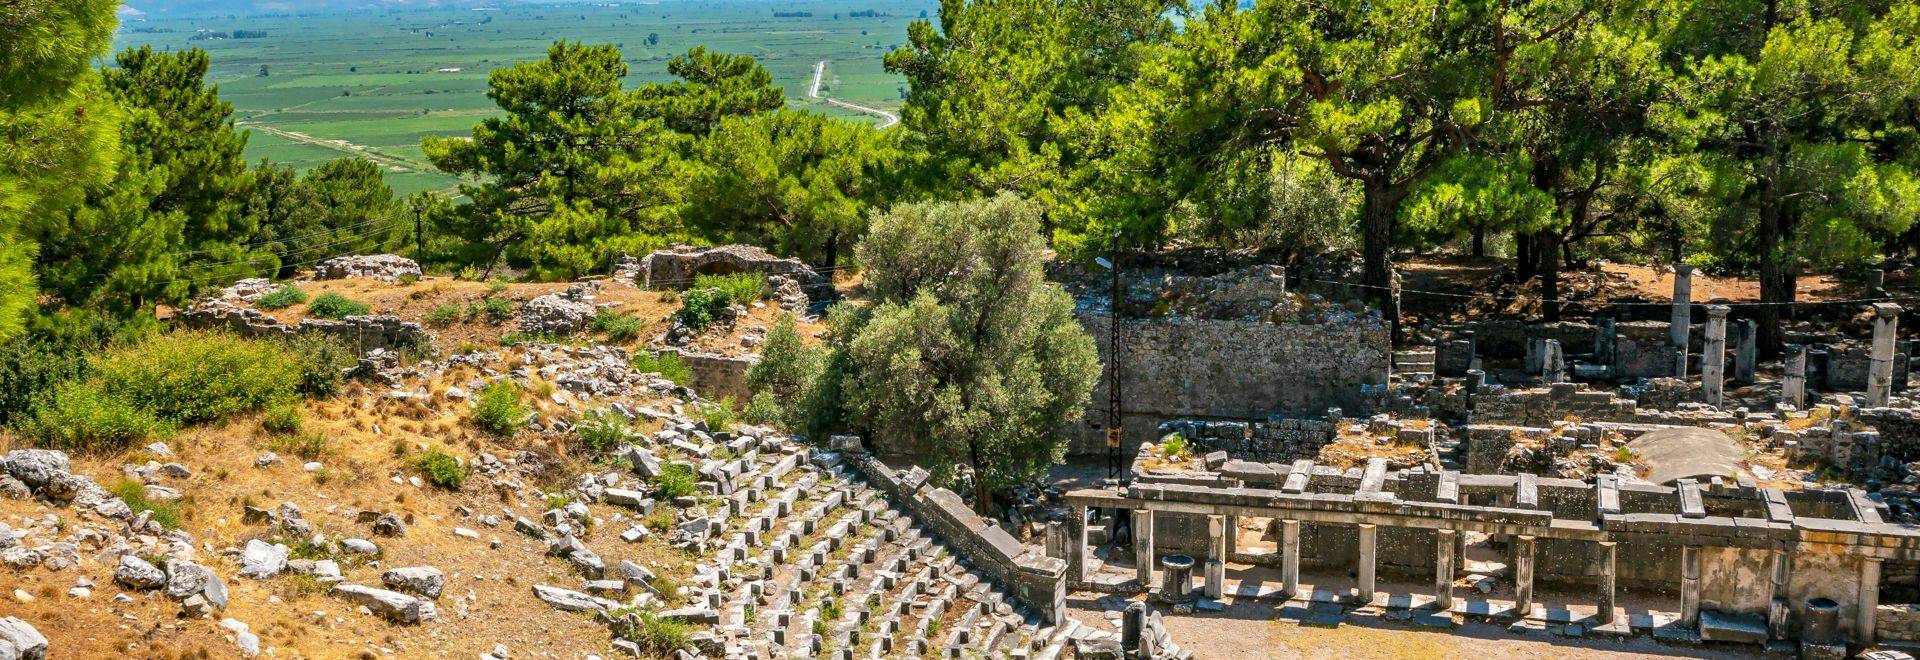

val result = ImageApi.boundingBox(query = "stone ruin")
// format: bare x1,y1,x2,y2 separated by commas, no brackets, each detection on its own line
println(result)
519,281,601,336
632,244,832,314
313,254,422,282
175,299,428,355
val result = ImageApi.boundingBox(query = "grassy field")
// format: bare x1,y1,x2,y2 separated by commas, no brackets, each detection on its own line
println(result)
114,0,932,197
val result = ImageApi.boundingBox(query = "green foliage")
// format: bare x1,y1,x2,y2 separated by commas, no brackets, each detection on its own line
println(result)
21,380,170,451
631,351,692,385
744,314,823,429
1159,434,1189,459
634,46,786,136
481,296,514,321
255,285,308,310
412,446,466,489
741,392,784,426
698,398,734,433
593,308,645,343
652,463,697,500
286,334,356,398
261,402,303,434
0,313,128,427
843,195,1099,510
306,293,370,319
471,381,528,437
575,408,632,451
619,611,693,655
108,478,182,529
89,332,304,427
676,287,730,332
425,304,462,326
694,272,765,305
686,110,902,267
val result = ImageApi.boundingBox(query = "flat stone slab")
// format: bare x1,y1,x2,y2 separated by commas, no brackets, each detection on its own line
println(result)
1301,603,1345,628
1699,609,1767,644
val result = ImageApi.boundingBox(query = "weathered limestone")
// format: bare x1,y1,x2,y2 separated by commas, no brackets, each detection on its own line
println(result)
1784,344,1808,409
1680,545,1701,627
1861,557,1883,645
1204,515,1225,599
1513,535,1535,617
1356,523,1377,605
1434,529,1456,611
1134,509,1155,586
1279,519,1301,599
1734,319,1758,384
1596,541,1617,624
1702,306,1730,406
1868,303,1901,407
1767,544,1791,640
1068,506,1089,584
1671,265,1694,378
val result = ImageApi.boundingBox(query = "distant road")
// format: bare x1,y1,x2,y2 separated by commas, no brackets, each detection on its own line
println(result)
239,121,435,173
826,98,900,129
809,60,826,98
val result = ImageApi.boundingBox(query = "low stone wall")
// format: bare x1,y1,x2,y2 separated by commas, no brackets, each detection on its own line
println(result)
652,348,757,404
1156,417,1339,463
842,448,1067,624
1879,604,1920,643
175,301,428,354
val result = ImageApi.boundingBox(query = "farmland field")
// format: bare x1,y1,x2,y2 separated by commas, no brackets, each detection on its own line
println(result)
113,0,933,196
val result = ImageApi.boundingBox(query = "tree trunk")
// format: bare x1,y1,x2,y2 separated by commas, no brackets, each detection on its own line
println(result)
1360,183,1396,298
1539,231,1561,321
1516,231,1536,280
967,440,995,516
1472,226,1486,257
823,228,839,271
1757,129,1788,357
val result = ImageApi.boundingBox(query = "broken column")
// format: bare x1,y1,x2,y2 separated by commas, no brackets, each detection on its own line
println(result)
1223,514,1238,558
1434,529,1456,611
1734,319,1758,384
1133,509,1155,587
1784,344,1808,409
1514,535,1535,618
1356,523,1377,605
1280,519,1301,599
1702,305,1730,406
1861,557,1883,645
1596,541,1617,624
1543,339,1566,384
1068,506,1089,584
1595,317,1617,368
1044,520,1066,561
1671,264,1694,378
1204,515,1226,599
1681,545,1701,627
1767,543,1791,640
1868,303,1901,407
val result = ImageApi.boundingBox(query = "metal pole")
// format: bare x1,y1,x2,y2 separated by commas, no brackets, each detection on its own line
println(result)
1107,231,1124,481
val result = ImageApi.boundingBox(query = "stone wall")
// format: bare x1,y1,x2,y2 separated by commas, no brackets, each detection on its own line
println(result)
1879,604,1920,642
651,348,758,404
1073,312,1389,455
1156,417,1339,464
843,450,1067,623
175,300,428,355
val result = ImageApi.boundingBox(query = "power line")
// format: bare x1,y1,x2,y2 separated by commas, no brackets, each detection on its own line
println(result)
1292,275,1917,309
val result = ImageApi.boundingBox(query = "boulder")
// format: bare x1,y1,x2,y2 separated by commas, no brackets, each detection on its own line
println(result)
114,556,167,589
0,616,49,660
1,450,69,489
164,560,228,610
331,584,437,623
520,293,594,335
313,254,422,282
531,585,616,612
380,566,445,600
238,540,289,579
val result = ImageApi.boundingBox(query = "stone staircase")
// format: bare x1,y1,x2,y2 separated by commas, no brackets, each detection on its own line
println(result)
1393,348,1437,382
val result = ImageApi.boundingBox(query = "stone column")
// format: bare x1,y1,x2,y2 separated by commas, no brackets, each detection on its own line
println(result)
1223,514,1239,558
1435,529,1456,611
1514,535,1536,618
1356,523,1378,605
1680,545,1701,627
1044,520,1066,560
1134,509,1155,587
1735,319,1758,384
1861,557,1884,645
1784,344,1808,409
1596,541,1617,624
1868,303,1901,408
1702,305,1730,406
1672,265,1694,378
1204,515,1226,599
1767,543,1791,640
1280,519,1301,600
1544,339,1566,384
1067,505,1089,585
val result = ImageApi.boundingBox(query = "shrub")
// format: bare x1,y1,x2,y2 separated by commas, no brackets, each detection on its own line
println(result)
621,611,692,654
109,478,182,529
307,293,370,319
653,463,697,500
0,313,132,427
694,272,765,305
741,392,782,426
22,381,170,451
631,351,691,385
287,334,356,398
413,446,466,489
594,308,645,343
698,398,733,433
458,266,482,281
575,408,631,451
675,287,729,332
269,431,330,460
485,278,509,295
425,304,462,326
482,296,515,321
1160,433,1190,459
471,382,528,437
261,402,303,434
255,285,308,310
94,332,303,426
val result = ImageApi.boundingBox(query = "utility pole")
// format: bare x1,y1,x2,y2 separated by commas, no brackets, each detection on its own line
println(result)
1105,230,1125,481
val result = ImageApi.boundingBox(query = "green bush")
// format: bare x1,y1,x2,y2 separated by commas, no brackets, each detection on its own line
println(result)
94,332,303,426
619,611,692,654
287,334,356,398
471,381,528,437
698,398,733,433
307,293,371,319
653,463,697,500
482,296,515,321
255,285,308,310
694,272,766,305
631,351,692,385
675,287,730,332
594,308,645,343
413,446,466,489
108,478,182,529
741,391,783,426
22,381,170,451
575,408,631,451
425,304,462,326
261,402,303,434
485,278,510,295
0,321,108,427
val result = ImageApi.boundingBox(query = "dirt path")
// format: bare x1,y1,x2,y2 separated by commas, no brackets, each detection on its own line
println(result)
238,122,440,175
